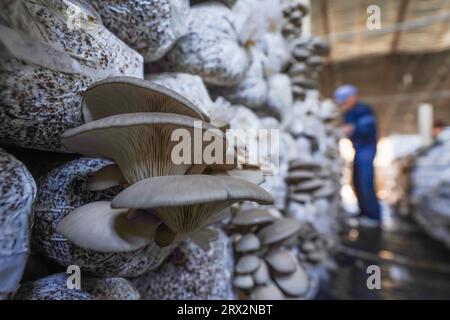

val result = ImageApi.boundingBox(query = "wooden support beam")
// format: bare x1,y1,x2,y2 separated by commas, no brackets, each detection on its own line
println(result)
390,0,409,52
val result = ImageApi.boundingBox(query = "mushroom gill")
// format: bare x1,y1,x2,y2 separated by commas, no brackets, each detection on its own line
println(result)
82,76,208,122
56,201,160,253
62,113,229,184
111,175,274,247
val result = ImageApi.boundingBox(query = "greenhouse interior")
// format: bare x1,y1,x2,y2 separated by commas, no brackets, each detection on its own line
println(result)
1,0,450,302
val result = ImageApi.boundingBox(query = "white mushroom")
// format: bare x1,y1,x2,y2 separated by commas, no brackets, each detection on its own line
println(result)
82,76,208,122
257,218,301,245
233,275,254,290
265,248,297,274
292,179,324,192
56,201,159,253
273,265,309,297
231,208,276,226
235,255,261,274
251,283,284,300
235,233,261,253
62,113,227,183
253,261,270,285
111,175,273,247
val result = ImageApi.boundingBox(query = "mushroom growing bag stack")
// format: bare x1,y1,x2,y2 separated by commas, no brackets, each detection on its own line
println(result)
33,75,273,276
160,3,250,86
0,0,143,151
0,148,36,299
85,0,190,62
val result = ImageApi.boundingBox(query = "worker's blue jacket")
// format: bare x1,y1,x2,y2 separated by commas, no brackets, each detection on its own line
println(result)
343,102,378,148
344,102,381,220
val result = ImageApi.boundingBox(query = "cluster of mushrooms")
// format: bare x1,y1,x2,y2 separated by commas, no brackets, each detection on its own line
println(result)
0,0,342,300
228,207,319,300
409,130,450,248
281,0,308,40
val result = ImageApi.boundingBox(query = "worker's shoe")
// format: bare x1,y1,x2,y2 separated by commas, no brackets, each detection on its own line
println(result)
358,217,381,228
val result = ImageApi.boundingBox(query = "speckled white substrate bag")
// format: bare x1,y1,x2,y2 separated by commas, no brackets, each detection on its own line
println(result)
32,158,177,277
0,0,143,151
0,148,36,300
266,73,293,118
160,3,249,86
132,229,234,300
209,47,268,109
86,0,190,62
14,273,140,300
145,72,215,118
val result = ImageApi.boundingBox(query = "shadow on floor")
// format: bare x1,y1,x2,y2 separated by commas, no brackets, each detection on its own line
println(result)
318,213,450,300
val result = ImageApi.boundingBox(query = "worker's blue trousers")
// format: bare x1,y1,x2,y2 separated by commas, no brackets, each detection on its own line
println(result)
353,144,381,220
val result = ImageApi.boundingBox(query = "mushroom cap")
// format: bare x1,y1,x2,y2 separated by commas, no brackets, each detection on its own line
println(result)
251,283,284,300
289,193,311,203
233,275,254,290
292,179,324,192
289,159,321,171
253,261,270,285
56,201,158,253
82,76,208,122
111,175,272,245
62,113,226,183
257,218,301,245
313,183,336,198
301,241,316,252
235,255,261,274
208,168,265,185
265,248,297,274
111,175,273,209
273,265,309,297
235,233,261,253
285,170,316,184
231,208,277,226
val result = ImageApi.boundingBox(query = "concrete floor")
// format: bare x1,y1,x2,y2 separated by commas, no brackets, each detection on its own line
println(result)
319,213,450,300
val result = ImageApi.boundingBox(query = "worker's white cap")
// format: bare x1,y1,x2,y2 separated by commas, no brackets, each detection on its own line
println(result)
334,84,357,104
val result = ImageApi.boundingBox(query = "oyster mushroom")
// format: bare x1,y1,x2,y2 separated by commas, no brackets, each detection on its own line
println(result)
257,218,301,245
62,113,228,183
209,168,265,185
32,157,176,277
111,175,273,247
289,159,321,171
235,234,261,253
265,248,297,274
231,208,277,226
273,265,309,297
235,255,261,274
234,275,254,290
289,193,312,203
253,261,270,285
56,201,160,253
82,76,208,123
292,179,324,192
251,282,284,300
285,170,316,184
